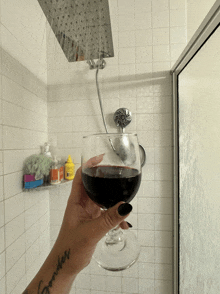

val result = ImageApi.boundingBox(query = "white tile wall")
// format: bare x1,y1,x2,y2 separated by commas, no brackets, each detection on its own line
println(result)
0,0,47,83
6,255,26,294
47,1,188,293
0,47,50,293
49,182,72,246
0,0,205,292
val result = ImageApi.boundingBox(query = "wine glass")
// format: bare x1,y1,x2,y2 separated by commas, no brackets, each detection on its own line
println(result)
81,133,142,271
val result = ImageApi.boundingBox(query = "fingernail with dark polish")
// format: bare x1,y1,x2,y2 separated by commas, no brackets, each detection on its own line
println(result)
118,203,133,216
127,221,133,228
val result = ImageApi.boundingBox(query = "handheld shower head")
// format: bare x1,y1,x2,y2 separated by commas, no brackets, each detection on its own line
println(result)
113,108,146,167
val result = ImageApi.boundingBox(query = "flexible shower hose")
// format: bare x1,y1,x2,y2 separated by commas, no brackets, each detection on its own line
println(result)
95,66,146,167
95,67,109,133
95,67,119,154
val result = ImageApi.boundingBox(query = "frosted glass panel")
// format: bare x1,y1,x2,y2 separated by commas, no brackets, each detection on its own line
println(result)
179,26,220,293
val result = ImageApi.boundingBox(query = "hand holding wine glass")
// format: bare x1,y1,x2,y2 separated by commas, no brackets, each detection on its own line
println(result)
82,133,142,271
22,165,133,294
54,166,133,275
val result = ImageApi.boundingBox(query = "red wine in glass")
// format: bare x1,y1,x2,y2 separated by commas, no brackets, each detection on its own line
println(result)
82,165,141,209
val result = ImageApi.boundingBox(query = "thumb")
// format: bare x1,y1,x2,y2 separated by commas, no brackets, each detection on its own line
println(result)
87,202,133,243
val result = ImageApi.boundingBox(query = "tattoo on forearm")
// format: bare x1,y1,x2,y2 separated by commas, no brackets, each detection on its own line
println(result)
38,249,71,294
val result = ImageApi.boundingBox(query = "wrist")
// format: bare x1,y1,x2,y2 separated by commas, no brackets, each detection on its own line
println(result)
33,245,77,294
48,244,79,277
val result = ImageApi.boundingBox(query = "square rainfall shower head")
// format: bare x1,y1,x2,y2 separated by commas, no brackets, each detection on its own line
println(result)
38,0,114,62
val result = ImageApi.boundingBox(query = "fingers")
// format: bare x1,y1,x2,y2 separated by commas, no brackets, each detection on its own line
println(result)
100,210,128,230
71,153,104,193
69,166,83,191
87,202,133,242
120,221,129,230
100,210,131,230
83,154,105,168
119,221,132,230
68,167,93,208
72,166,82,186
69,154,104,204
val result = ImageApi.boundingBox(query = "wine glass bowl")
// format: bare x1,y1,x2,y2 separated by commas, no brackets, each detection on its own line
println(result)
81,133,142,271
82,165,141,209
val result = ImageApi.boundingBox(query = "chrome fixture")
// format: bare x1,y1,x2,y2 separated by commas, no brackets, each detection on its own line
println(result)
37,0,114,62
113,108,132,133
114,108,146,167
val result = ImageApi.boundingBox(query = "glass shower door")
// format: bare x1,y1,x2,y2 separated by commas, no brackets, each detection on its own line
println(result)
178,25,220,293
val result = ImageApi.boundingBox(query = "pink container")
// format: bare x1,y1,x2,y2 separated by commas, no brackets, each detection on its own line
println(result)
24,174,35,182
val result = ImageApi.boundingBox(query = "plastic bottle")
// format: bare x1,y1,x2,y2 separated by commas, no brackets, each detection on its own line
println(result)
50,156,61,185
59,164,64,182
65,155,75,180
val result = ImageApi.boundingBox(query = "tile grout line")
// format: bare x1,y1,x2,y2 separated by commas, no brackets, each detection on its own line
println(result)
4,209,49,251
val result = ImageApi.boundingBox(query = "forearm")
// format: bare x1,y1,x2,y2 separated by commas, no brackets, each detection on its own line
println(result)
23,246,77,294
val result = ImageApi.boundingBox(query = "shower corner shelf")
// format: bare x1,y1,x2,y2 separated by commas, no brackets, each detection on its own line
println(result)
23,179,72,192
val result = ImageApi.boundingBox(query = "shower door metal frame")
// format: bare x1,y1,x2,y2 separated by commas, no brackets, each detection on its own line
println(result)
171,1,220,293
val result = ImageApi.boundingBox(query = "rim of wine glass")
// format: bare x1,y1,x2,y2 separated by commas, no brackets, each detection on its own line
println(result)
82,132,138,139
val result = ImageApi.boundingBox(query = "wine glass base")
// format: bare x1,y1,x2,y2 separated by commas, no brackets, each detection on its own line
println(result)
93,230,140,271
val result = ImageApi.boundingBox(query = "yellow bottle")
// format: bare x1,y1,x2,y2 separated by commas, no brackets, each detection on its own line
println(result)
65,155,75,180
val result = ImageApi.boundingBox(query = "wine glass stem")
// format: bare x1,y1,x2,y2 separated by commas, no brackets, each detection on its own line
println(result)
105,225,124,245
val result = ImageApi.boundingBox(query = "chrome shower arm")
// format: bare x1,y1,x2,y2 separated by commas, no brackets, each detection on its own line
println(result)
95,67,108,133
87,57,106,70
87,59,96,69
